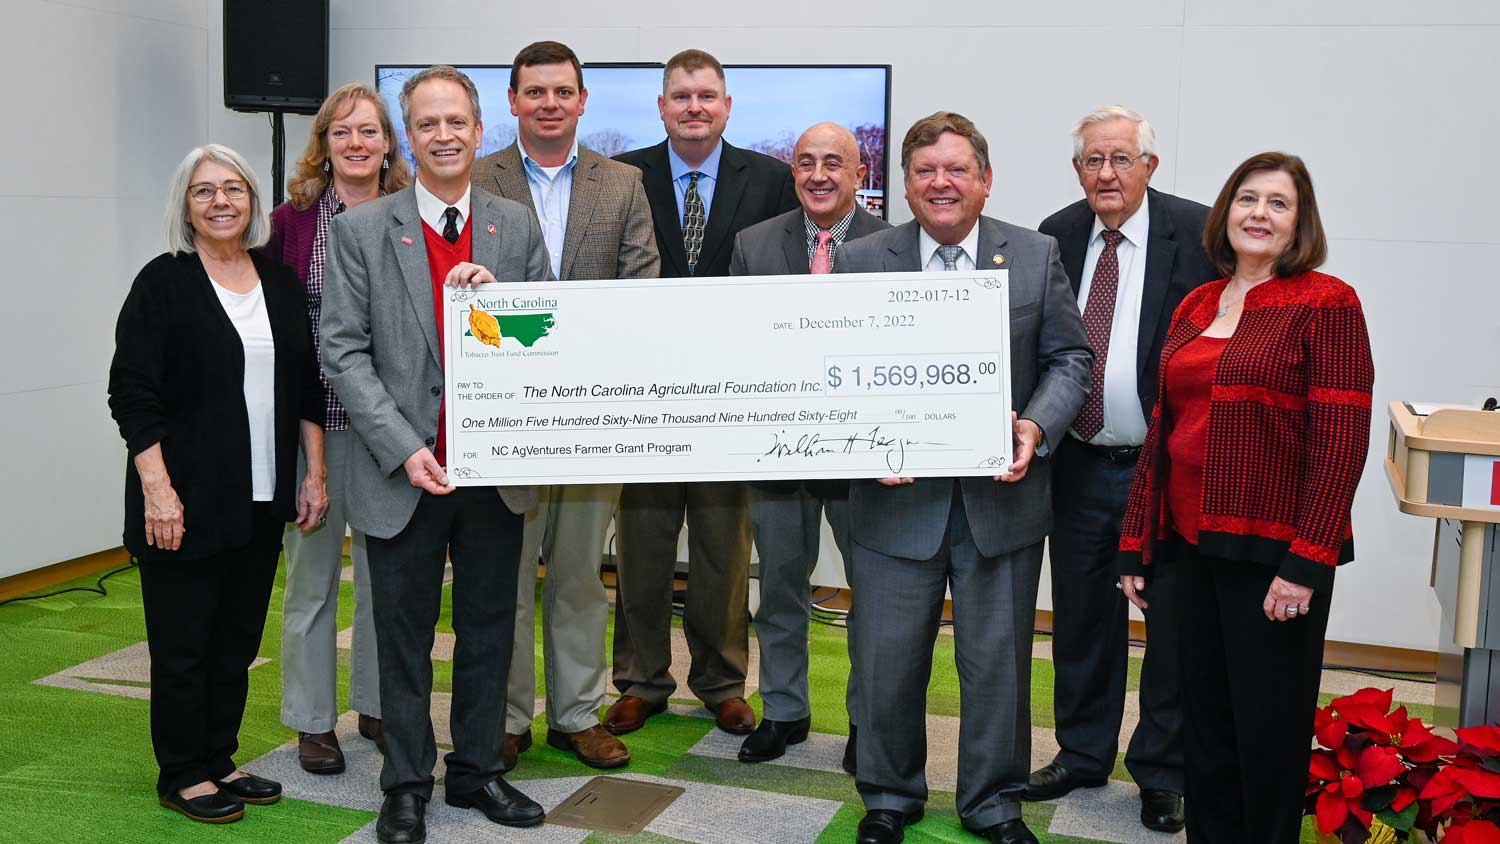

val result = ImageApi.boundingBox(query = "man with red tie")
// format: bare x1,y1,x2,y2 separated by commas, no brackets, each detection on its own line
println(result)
726,122,888,768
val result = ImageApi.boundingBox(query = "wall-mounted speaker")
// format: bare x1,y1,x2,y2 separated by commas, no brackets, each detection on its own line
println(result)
223,0,329,114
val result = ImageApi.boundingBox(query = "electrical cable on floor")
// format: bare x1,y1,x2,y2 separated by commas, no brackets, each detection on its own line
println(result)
0,560,138,609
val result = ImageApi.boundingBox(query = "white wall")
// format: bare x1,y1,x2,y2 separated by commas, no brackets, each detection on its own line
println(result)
8,0,1496,651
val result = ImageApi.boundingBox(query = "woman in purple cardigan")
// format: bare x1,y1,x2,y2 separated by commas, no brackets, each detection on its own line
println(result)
264,83,410,775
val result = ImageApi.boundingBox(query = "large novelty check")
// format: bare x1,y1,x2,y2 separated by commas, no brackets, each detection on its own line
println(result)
442,271,1013,486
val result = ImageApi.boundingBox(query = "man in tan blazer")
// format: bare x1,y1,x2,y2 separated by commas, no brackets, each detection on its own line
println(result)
471,41,659,772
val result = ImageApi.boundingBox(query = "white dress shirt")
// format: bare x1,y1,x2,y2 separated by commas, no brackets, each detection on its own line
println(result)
414,177,472,236
1074,201,1150,446
917,224,980,272
521,140,578,279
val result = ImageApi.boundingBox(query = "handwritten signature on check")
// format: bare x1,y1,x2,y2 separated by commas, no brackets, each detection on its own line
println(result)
759,425,946,474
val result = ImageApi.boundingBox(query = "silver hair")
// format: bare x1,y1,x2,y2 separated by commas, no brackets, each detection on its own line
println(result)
162,144,269,255
399,65,482,130
1070,105,1157,161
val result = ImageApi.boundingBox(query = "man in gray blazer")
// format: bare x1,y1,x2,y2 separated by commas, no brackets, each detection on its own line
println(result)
322,66,551,844
471,40,659,773
727,123,887,769
835,113,1091,844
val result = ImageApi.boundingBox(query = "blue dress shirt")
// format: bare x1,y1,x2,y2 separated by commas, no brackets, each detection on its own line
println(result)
666,141,723,229
520,140,579,279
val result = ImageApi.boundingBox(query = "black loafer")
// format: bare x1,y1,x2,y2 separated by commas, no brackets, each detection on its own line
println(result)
376,792,427,844
1140,788,1185,832
738,716,811,763
445,778,544,828
971,818,1039,844
158,789,244,824
856,808,922,844
842,723,857,775
1023,760,1107,801
215,773,282,805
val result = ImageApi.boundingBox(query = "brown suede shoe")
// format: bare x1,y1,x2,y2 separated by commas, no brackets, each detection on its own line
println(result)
358,714,385,754
298,730,345,774
711,697,756,735
547,725,631,768
501,730,533,773
603,695,667,735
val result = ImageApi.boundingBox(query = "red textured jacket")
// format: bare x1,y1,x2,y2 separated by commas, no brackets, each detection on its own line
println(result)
1117,271,1374,590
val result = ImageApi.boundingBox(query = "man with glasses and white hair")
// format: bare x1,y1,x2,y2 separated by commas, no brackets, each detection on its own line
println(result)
1023,105,1217,834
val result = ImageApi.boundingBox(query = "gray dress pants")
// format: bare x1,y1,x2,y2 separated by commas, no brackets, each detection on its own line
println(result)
280,429,380,732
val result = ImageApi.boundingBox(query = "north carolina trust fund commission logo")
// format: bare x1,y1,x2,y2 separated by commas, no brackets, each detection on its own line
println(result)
464,302,556,350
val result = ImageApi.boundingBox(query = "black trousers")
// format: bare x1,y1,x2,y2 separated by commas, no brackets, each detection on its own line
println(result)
1048,439,1182,790
1173,539,1331,844
366,488,522,799
138,503,282,796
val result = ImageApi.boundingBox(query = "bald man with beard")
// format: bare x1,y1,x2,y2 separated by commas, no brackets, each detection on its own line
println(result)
728,123,888,767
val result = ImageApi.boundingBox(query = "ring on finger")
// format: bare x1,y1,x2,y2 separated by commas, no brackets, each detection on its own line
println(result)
1287,605,1299,616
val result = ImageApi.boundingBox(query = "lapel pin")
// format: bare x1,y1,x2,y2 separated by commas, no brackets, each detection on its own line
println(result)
401,236,413,245
992,254,1005,266
487,224,497,234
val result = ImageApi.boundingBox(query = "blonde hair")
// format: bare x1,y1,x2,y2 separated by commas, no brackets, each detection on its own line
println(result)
163,144,269,255
288,83,411,210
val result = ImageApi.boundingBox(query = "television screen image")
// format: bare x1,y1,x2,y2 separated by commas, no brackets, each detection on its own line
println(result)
375,63,891,215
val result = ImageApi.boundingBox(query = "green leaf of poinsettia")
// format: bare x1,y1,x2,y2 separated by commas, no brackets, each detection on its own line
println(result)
1363,785,1396,812
1376,802,1419,832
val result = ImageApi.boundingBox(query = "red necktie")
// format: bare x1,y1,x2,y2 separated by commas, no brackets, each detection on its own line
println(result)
1073,229,1124,440
810,230,833,274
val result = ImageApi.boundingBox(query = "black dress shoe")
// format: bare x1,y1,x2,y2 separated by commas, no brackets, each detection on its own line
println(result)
971,818,1039,844
855,808,923,844
1023,760,1107,801
738,716,810,763
214,773,282,805
842,724,857,775
1140,788,1185,833
445,778,544,828
158,789,244,824
376,793,426,844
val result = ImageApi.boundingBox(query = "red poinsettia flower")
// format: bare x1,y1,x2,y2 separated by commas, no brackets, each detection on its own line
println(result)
1381,707,1462,763
1444,818,1500,844
1459,726,1500,756
1331,688,1396,733
1418,764,1500,817
1310,743,1407,833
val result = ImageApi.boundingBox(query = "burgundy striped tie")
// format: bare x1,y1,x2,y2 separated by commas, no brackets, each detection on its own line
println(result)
1073,230,1124,440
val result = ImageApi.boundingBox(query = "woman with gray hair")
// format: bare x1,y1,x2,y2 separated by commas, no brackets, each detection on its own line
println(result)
108,144,327,823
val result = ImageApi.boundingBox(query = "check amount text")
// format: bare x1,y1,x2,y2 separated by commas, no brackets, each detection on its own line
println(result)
823,353,1003,396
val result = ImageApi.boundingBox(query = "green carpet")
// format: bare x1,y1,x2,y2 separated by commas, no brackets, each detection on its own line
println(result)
0,558,1427,842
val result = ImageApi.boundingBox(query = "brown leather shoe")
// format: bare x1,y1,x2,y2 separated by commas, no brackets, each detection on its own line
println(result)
358,714,385,754
502,730,533,773
711,697,756,735
298,730,345,774
603,695,667,735
547,725,631,768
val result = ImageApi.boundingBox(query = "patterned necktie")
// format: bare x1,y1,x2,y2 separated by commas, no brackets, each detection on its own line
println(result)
442,206,460,244
683,172,706,275
810,230,834,274
937,244,963,271
1073,229,1125,440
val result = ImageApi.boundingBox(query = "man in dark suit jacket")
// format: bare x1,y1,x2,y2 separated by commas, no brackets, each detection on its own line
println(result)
838,112,1091,844
727,123,888,768
603,49,798,738
1023,106,1217,836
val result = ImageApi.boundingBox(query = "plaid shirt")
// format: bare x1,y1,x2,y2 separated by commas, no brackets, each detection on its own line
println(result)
803,208,856,270
308,187,349,430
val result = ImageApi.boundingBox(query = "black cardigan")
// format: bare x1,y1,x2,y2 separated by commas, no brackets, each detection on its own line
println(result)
108,250,323,561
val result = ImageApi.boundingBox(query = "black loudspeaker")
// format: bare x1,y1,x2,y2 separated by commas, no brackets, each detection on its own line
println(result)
223,0,329,114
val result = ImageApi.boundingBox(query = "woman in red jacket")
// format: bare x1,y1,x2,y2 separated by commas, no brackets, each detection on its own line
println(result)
263,83,410,775
1117,152,1373,843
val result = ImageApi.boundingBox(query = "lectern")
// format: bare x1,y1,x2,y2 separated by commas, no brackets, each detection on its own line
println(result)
1386,403,1500,726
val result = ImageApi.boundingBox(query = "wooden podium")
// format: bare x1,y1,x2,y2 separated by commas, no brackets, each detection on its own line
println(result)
1386,402,1500,726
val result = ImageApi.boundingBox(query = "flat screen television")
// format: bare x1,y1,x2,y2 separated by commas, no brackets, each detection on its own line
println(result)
374,63,892,215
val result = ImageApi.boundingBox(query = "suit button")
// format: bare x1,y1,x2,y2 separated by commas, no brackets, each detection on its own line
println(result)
431,386,441,396
425,437,436,447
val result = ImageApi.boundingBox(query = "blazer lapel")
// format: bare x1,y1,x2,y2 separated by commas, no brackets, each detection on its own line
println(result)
560,151,601,279
978,217,1009,273
1137,190,1177,378
781,213,809,274
388,190,441,367
1061,213,1092,296
470,189,505,280
489,144,535,212
697,142,748,272
639,142,689,276
886,221,923,271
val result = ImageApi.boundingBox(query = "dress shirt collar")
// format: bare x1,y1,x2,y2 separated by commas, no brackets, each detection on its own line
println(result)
803,207,857,245
667,139,723,183
918,223,981,270
520,140,579,179
414,176,471,234
1090,199,1150,249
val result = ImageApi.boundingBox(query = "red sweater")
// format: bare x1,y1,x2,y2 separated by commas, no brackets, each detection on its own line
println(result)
1163,334,1230,543
1118,271,1374,590
422,219,472,466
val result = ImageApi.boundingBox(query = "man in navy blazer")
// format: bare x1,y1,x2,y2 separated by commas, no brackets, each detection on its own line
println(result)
1023,106,1217,836
836,112,1091,844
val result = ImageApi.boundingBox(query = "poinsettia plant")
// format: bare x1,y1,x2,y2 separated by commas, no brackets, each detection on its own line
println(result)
1305,687,1500,843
